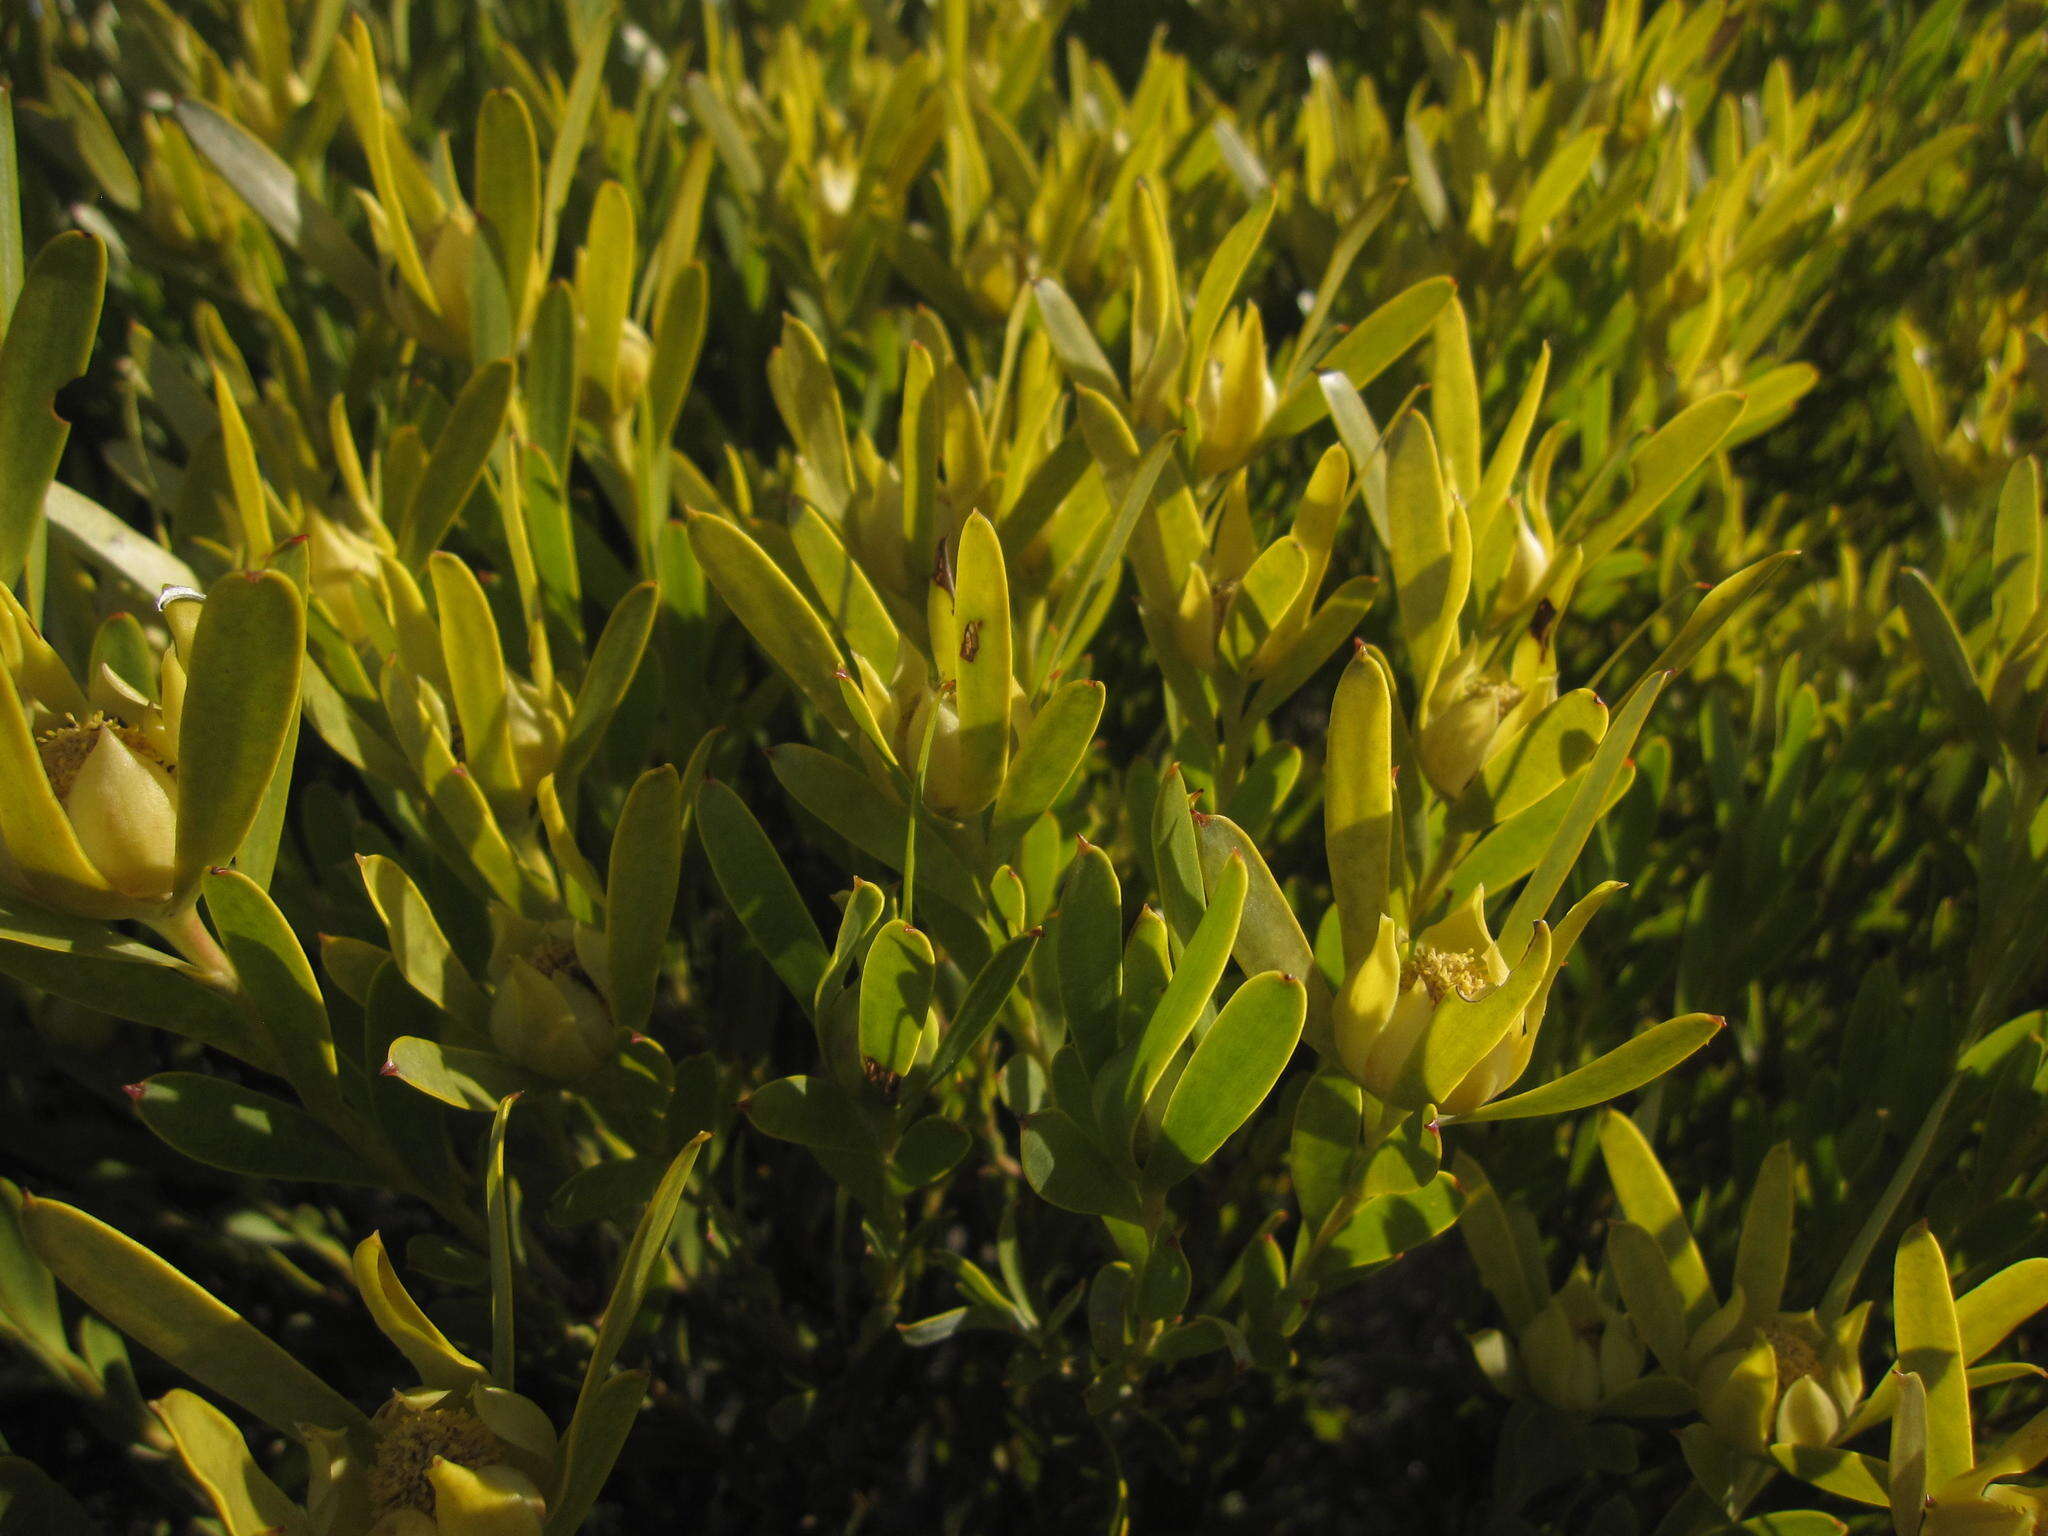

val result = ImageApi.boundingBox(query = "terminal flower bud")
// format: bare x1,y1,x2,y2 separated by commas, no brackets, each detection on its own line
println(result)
1417,661,1526,798
1193,304,1277,477
487,920,616,1080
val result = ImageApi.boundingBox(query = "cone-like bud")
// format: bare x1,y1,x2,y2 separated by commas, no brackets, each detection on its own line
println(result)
1193,305,1276,476
487,922,615,1080
1418,662,1525,798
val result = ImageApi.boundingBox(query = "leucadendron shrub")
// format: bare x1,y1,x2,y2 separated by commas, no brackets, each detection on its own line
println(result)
0,0,2043,1531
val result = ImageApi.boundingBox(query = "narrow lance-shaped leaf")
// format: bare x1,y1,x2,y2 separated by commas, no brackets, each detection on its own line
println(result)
1327,645,1393,968
1320,1170,1467,1273
1648,550,1803,678
1890,1369,1928,1536
1267,276,1455,439
607,765,683,1036
1185,193,1275,389
131,1073,381,1185
486,1094,518,1389
1470,344,1551,539
210,368,270,558
21,1197,363,1434
1032,278,1123,404
1057,841,1123,1074
558,581,659,783
901,345,939,578
1454,689,1608,829
766,315,854,520
545,1369,647,1536
175,571,305,887
358,854,488,1024
538,4,618,271
154,1389,306,1536
201,867,338,1106
173,100,381,310
922,926,1040,1085
1148,971,1306,1186
1501,670,1664,946
860,919,936,1080
1115,853,1248,1138
1513,128,1607,266
687,512,850,731
1991,459,2042,653
1847,1258,2048,1436
765,743,985,918
816,878,887,1020
576,182,634,411
428,551,517,803
0,88,22,324
399,360,515,566
44,483,201,598
1893,1222,1972,1490
1430,298,1481,504
695,778,828,1011
1290,1071,1365,1237
1039,419,1177,689
567,1130,710,1431
475,89,540,335
1575,393,1746,568
1599,1109,1716,1328
353,1231,488,1388
384,1036,528,1111
0,232,104,588
1606,1219,1693,1379
1449,1014,1723,1124
990,679,1105,855
948,511,1012,815
1193,812,1331,1052
1386,414,1460,704
1735,1141,1797,1325
1896,568,2002,760
1021,1111,1143,1223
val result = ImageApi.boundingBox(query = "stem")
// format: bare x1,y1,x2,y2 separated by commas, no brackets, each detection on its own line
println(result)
146,904,235,989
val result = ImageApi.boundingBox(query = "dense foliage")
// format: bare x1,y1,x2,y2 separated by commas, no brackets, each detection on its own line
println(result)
0,1,2044,1532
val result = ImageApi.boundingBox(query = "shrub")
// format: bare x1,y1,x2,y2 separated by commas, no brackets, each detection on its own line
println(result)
0,1,2043,1532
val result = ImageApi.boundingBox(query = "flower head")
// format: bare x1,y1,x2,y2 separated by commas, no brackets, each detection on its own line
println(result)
1332,888,1548,1116
2,589,189,917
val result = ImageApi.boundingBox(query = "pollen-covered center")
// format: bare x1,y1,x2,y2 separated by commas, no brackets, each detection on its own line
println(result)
1463,673,1525,723
367,1402,508,1519
1401,945,1493,1004
36,715,172,801
1760,1319,1822,1386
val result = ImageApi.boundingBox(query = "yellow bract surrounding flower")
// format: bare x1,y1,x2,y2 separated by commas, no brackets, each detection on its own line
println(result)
1332,888,1553,1116
360,1387,552,1535
148,1232,566,1536
306,512,391,645
1,588,187,917
1192,304,1277,477
1416,661,1530,800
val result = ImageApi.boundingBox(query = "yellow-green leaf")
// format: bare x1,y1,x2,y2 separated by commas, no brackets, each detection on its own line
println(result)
22,1197,362,1434
0,232,104,587
175,571,305,887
